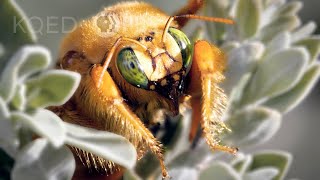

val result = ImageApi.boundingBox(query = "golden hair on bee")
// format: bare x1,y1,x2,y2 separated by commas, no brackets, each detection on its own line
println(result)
52,1,237,179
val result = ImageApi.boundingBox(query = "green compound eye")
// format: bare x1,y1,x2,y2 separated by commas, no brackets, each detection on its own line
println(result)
116,47,149,89
168,27,193,72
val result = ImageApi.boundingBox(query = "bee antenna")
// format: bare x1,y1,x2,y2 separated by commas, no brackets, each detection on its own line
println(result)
161,15,234,42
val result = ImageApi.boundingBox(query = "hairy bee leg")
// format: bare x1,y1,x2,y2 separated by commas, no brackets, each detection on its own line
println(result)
187,40,237,154
201,77,237,155
91,66,169,179
114,103,169,178
174,0,204,27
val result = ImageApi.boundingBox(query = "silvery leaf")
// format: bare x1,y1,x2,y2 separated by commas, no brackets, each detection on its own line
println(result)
275,1,302,16
0,46,49,102
265,31,290,56
231,154,253,176
0,97,9,119
10,84,26,111
294,36,320,63
205,0,228,42
227,74,252,113
258,15,300,42
264,0,285,8
12,139,75,180
0,98,18,157
199,161,241,180
26,70,80,108
236,0,262,39
291,21,317,43
243,167,279,180
167,141,213,169
0,44,4,58
157,168,198,180
242,48,308,104
223,107,281,147
263,63,320,113
248,151,292,180
11,110,66,148
221,41,240,53
64,122,137,169
223,42,264,93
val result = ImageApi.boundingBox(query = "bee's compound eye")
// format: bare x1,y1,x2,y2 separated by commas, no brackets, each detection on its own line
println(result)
168,27,192,72
116,47,149,89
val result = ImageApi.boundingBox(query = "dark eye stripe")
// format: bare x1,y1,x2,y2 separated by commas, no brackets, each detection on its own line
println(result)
117,47,149,89
168,27,192,72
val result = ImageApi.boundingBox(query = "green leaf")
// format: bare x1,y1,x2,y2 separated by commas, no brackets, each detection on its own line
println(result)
0,0,36,73
26,70,81,108
291,21,317,42
248,151,292,180
243,48,308,104
11,110,66,148
64,122,137,169
0,46,50,101
295,36,320,63
12,139,75,180
10,85,26,111
236,0,262,39
259,15,300,42
265,31,290,56
224,42,264,93
199,161,241,180
223,107,281,147
263,63,320,113
157,168,198,180
243,167,279,180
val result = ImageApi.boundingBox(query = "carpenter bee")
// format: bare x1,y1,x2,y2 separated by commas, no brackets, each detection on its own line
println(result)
51,0,237,179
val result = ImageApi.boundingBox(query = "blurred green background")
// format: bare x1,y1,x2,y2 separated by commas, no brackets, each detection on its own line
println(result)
15,0,319,179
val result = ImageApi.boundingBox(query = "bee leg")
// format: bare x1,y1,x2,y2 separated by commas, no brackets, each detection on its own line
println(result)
186,40,238,154
90,66,169,179
174,0,204,27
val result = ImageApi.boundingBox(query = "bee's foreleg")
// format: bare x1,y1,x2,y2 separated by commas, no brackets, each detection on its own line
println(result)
186,40,238,154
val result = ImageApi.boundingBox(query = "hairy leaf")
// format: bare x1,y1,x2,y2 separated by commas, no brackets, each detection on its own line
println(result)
223,107,281,147
64,122,137,169
200,161,241,180
12,139,75,180
26,70,80,108
263,63,320,113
